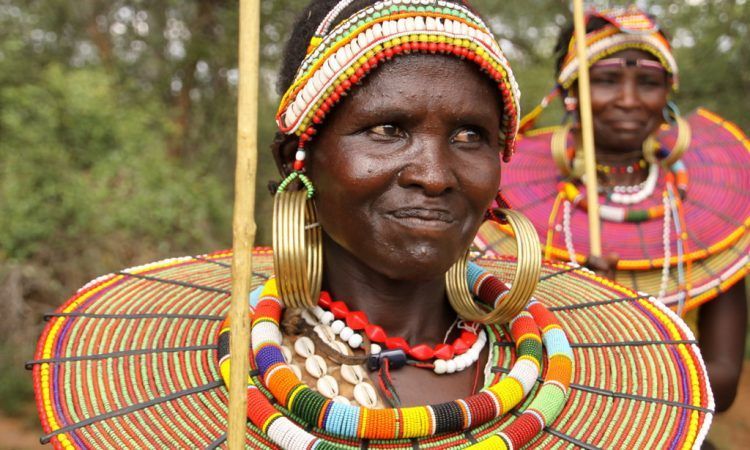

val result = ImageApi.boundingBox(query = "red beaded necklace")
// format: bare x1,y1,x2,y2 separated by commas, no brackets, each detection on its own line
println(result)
317,291,479,362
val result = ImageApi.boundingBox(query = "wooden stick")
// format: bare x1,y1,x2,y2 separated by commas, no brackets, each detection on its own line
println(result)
572,0,602,257
228,0,261,448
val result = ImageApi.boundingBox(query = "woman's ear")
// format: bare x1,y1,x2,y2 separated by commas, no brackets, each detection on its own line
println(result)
270,132,300,177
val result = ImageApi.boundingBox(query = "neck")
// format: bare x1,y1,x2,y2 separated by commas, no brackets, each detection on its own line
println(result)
321,235,458,346
574,132,649,187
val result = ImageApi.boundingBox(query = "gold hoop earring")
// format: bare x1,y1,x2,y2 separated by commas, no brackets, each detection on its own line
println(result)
447,209,542,325
643,114,691,167
551,121,574,177
272,173,322,309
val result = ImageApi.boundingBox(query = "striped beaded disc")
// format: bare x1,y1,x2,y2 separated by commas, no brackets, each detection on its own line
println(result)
32,249,713,449
477,108,750,310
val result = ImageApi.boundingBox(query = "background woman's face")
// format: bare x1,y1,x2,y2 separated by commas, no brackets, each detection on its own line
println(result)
585,49,670,152
307,55,503,281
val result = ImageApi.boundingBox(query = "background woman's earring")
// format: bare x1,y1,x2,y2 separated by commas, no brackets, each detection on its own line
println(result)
447,209,541,325
272,172,322,309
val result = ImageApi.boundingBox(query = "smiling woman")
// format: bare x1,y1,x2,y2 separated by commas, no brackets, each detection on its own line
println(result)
476,4,749,419
32,1,716,449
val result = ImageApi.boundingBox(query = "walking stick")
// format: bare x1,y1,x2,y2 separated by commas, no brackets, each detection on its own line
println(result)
228,0,260,447
572,0,602,257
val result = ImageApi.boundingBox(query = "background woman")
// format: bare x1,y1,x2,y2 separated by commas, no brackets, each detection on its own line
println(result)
476,6,748,414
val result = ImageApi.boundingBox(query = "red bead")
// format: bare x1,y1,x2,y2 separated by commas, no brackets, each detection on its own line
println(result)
293,160,304,171
433,344,455,360
384,48,394,58
408,344,435,361
355,67,365,78
312,116,322,124
428,42,438,53
437,43,446,53
385,337,410,353
365,324,387,343
345,311,368,331
341,79,352,90
329,301,349,318
393,44,403,53
460,330,478,346
330,92,341,102
334,85,345,95
402,42,411,52
318,291,332,308
305,127,316,136
452,338,470,355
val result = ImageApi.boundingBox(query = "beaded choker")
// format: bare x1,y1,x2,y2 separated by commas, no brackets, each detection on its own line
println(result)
217,263,574,448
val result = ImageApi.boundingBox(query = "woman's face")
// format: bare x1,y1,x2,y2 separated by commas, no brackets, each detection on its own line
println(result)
307,55,502,281
585,48,669,153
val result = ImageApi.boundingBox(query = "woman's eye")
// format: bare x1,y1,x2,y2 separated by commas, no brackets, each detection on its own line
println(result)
367,124,404,139
452,127,484,144
592,77,617,85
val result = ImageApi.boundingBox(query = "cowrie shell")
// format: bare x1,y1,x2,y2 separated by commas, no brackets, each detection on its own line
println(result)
305,354,327,378
294,336,315,358
333,341,351,355
281,345,293,364
332,395,350,404
314,324,337,344
353,382,378,408
316,375,340,398
340,365,366,385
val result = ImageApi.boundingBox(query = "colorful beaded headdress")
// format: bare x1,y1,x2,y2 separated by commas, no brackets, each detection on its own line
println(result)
557,6,679,91
275,0,522,169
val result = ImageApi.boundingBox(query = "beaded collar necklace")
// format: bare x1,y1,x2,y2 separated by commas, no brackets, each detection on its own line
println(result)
217,263,574,448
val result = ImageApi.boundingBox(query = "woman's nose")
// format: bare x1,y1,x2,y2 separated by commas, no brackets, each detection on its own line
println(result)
397,136,458,196
615,77,642,109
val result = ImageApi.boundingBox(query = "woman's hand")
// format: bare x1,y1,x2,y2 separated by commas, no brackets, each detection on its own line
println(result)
584,252,620,280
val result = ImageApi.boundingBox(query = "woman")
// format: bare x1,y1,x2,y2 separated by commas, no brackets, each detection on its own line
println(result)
33,1,713,448
476,6,748,413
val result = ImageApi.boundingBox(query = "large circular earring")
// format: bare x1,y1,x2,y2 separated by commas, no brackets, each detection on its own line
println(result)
272,172,322,309
643,103,691,166
447,209,542,325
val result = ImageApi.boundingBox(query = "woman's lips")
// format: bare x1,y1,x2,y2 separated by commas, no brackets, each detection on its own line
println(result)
387,208,456,230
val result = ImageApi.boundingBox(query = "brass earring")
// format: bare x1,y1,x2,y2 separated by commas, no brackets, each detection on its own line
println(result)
643,113,691,167
272,172,322,309
447,209,542,325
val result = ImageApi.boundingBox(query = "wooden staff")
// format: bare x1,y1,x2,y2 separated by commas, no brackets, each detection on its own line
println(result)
572,0,602,257
228,0,261,447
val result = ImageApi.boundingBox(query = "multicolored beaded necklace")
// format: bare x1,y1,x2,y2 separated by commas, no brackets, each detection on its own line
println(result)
217,263,574,449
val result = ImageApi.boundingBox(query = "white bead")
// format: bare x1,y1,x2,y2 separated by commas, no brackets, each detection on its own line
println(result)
295,150,306,161
331,320,345,334
434,359,447,374
354,382,379,408
294,336,315,358
312,306,325,319
305,354,328,378
317,375,340,398
414,16,424,31
406,17,415,32
370,343,382,354
347,333,363,349
454,357,466,372
339,326,354,341
446,360,457,374
320,311,335,325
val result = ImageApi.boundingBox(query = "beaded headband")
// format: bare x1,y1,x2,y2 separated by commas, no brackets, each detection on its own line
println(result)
276,0,521,171
557,6,679,91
